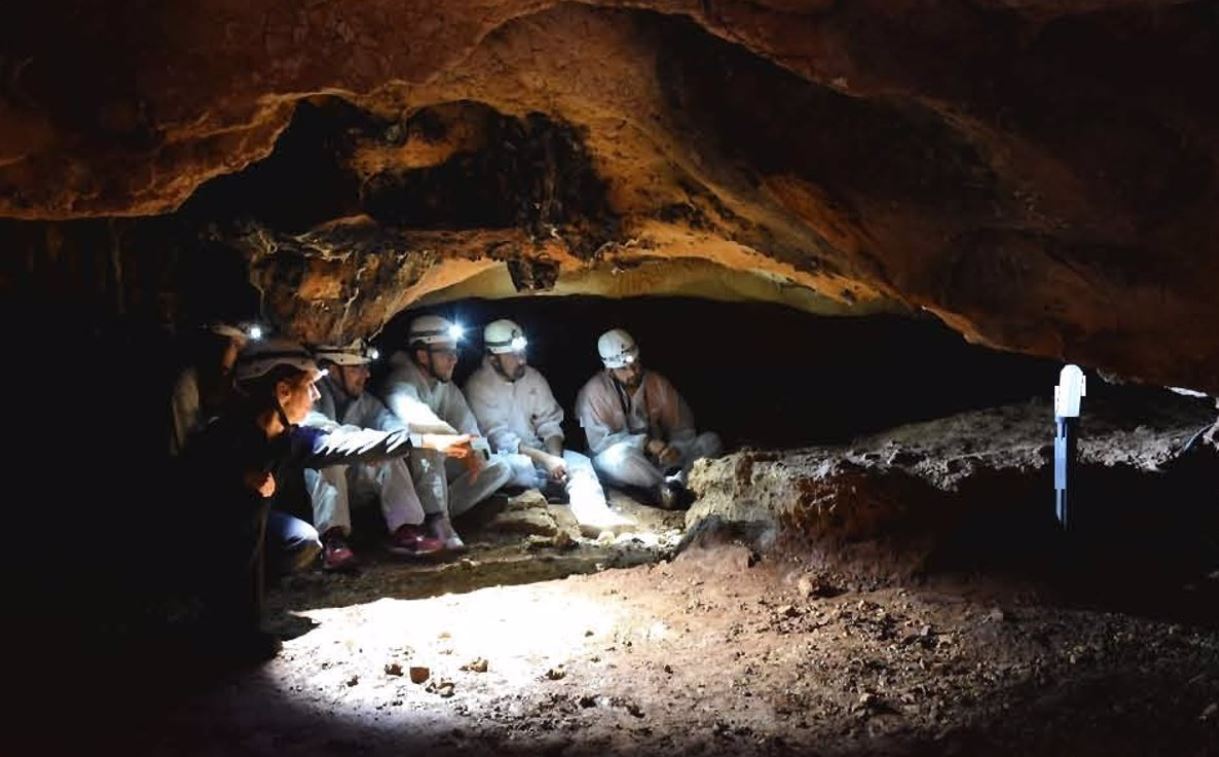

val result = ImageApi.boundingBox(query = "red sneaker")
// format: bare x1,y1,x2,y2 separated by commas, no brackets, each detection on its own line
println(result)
388,524,446,557
321,529,359,572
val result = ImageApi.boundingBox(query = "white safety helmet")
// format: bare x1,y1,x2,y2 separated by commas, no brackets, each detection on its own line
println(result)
408,314,465,347
484,319,528,354
312,339,373,367
597,328,639,369
234,338,324,384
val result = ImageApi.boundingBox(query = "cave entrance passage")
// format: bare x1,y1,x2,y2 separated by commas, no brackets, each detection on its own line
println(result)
377,295,1062,452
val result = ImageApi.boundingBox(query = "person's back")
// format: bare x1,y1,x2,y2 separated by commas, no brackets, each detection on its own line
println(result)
169,322,250,456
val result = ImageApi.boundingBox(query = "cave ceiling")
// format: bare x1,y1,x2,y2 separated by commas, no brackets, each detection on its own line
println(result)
1,1,1217,391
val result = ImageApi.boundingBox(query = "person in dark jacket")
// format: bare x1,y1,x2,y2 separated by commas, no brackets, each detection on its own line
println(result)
181,337,471,660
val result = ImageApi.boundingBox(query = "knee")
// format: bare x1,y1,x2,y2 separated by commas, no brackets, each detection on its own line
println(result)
290,538,322,572
483,458,515,490
698,432,723,458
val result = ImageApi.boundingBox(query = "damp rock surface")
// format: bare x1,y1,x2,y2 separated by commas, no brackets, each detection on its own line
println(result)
4,2,1219,392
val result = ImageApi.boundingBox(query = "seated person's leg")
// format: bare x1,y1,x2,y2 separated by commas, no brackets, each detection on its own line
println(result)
306,466,351,536
408,448,448,517
351,458,426,533
445,456,514,518
499,452,544,489
306,466,358,571
265,508,322,576
592,442,664,489
564,450,633,533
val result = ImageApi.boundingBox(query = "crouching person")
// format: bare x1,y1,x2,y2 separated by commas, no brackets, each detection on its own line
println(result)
180,338,470,661
306,340,451,571
576,329,721,508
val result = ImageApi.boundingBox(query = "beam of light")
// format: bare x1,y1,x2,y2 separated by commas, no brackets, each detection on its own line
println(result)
449,324,465,342
270,582,627,712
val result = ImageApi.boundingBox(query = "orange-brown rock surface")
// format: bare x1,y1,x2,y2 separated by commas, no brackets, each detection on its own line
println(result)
2,2,1217,390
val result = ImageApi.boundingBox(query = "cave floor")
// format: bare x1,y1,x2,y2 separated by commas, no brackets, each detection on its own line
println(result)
78,541,1218,756
31,393,1219,756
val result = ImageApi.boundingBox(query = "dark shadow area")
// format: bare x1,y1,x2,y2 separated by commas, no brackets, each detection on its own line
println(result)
180,97,617,245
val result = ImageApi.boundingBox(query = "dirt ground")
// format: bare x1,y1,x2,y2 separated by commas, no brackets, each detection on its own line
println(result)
72,535,1219,756
70,547,1218,757
27,395,1218,756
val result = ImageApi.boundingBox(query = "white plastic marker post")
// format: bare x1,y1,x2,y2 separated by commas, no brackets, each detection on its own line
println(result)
1053,365,1086,530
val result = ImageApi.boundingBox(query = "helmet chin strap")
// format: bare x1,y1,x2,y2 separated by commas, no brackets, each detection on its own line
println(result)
274,401,294,430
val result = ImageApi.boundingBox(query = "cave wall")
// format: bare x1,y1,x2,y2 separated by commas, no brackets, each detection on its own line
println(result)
2,2,1218,391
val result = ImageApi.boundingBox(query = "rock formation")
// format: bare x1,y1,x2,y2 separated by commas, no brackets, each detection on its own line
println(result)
2,1,1217,390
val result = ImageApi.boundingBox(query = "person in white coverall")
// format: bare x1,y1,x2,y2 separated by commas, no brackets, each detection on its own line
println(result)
169,321,253,456
304,340,456,570
575,328,721,509
378,315,513,551
465,319,633,536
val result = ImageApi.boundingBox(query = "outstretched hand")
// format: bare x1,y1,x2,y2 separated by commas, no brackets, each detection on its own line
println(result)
420,433,472,455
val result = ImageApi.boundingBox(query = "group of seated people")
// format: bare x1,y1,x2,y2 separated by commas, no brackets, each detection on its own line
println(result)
169,314,721,658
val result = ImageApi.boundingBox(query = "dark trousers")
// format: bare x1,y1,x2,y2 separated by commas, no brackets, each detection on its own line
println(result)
204,504,321,636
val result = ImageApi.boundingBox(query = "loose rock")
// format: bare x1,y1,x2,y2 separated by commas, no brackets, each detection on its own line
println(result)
461,658,489,673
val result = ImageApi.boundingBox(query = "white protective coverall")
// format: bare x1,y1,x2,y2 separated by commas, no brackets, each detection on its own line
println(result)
168,366,203,457
303,376,426,536
465,356,622,529
575,370,722,489
378,352,512,517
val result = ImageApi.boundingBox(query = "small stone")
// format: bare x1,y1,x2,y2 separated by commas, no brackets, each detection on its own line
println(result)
435,682,456,698
345,675,360,687
584,629,595,637
579,694,597,708
987,607,1006,623
524,534,553,550
919,625,933,637
663,664,673,674
384,662,403,677
1201,702,1218,721
409,666,431,684
546,667,567,680
461,658,489,673
796,575,813,597
779,604,799,618
626,702,645,718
